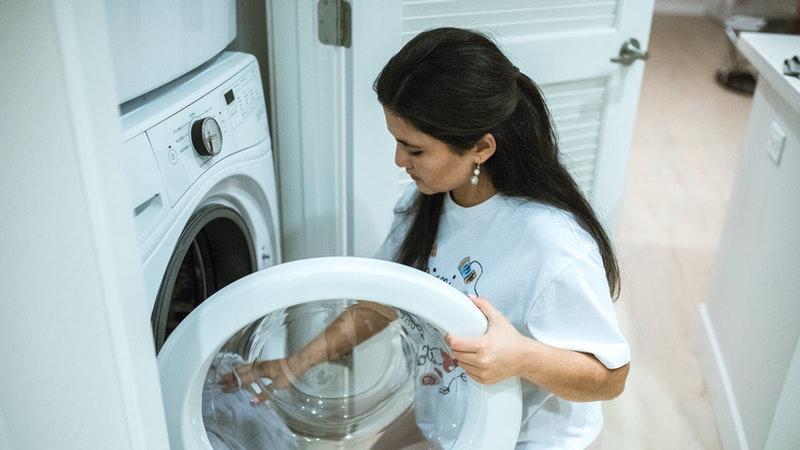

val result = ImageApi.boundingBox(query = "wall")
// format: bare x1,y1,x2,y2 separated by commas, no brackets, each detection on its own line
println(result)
0,2,168,448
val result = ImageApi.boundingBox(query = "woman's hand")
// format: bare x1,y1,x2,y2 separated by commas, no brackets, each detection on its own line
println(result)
218,356,307,404
446,295,532,385
448,295,630,401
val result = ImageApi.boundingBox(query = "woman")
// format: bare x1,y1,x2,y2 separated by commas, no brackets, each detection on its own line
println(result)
223,27,630,449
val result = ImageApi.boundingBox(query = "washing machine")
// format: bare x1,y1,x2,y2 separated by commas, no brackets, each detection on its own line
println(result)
119,51,280,351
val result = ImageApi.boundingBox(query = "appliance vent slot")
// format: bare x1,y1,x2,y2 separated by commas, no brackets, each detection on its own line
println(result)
402,0,620,42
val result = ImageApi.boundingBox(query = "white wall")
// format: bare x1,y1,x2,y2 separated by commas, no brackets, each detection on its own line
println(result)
0,2,168,448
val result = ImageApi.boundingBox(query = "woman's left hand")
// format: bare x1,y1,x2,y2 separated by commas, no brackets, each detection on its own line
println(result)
446,295,532,385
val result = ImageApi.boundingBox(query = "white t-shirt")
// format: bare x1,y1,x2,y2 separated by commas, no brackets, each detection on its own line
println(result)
375,186,630,450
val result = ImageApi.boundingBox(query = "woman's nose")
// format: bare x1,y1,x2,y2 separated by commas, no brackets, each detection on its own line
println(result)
395,146,411,168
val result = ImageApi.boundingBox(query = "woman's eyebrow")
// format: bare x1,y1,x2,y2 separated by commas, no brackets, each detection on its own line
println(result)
396,138,423,148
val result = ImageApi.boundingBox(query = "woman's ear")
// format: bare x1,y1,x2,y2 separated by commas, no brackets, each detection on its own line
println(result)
473,133,497,164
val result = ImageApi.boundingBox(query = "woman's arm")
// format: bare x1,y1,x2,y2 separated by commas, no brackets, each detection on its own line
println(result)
292,301,398,371
447,296,629,402
220,301,397,400
517,340,629,401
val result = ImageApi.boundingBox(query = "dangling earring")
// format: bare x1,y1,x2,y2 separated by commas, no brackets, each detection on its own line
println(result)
470,164,480,186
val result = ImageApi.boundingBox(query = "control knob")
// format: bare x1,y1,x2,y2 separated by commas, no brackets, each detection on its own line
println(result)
191,117,223,156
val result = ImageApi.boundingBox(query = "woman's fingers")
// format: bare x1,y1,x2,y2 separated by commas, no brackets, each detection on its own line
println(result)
450,350,481,365
453,357,480,372
218,361,264,391
219,358,302,397
453,354,490,375
218,372,240,392
467,295,502,324
249,386,275,405
459,364,486,384
445,334,482,352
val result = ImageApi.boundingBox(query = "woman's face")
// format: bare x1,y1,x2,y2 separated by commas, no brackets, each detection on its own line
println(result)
383,108,476,195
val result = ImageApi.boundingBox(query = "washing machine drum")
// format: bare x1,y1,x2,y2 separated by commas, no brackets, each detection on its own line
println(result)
158,257,522,449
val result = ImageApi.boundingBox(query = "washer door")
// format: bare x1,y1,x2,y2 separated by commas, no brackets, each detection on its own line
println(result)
158,257,521,449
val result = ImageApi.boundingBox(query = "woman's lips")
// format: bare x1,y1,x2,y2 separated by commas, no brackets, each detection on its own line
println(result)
407,172,419,181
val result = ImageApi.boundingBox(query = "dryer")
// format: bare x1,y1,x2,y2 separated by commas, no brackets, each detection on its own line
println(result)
107,0,237,104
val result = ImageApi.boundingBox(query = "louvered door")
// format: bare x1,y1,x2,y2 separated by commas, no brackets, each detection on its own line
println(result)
349,0,654,256
542,79,607,197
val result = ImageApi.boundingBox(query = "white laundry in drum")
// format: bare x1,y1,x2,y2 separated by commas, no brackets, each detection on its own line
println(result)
203,353,296,449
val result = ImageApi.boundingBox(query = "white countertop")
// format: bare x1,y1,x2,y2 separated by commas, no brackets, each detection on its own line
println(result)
738,32,800,114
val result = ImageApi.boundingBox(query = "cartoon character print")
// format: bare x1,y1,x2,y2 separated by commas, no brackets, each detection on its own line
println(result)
420,367,442,386
425,245,484,297
399,309,465,396
441,349,457,373
412,246,489,395
457,256,483,296
438,372,468,395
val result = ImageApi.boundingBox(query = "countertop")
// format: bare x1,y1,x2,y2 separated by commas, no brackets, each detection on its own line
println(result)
738,32,800,114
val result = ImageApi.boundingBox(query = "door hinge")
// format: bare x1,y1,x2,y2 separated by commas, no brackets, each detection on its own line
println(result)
318,0,351,48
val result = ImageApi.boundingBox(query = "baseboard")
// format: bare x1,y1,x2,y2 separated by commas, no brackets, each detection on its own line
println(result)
697,303,750,450
654,2,712,16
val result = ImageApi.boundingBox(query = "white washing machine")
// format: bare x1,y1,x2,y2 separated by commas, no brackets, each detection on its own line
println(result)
119,51,522,449
119,51,280,351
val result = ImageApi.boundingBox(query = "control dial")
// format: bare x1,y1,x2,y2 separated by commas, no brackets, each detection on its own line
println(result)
191,117,223,156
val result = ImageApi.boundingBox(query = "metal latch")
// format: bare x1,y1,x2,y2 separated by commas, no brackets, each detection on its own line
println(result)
318,0,351,48
611,38,649,66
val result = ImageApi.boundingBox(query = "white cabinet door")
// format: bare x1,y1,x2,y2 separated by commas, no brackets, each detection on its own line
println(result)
349,0,655,256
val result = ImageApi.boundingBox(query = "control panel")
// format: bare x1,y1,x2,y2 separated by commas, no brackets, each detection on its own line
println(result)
145,61,268,207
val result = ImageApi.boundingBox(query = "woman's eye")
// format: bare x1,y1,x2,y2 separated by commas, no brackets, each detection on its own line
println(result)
408,149,422,156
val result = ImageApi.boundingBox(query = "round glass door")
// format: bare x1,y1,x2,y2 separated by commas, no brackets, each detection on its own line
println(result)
158,257,521,450
202,299,471,449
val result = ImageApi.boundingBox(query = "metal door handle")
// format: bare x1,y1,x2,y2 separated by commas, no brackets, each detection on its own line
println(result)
611,38,650,66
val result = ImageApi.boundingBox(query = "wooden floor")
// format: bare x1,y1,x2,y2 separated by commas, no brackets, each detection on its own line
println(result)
598,15,753,450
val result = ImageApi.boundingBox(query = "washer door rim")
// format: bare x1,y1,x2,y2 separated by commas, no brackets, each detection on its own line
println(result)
151,203,257,353
157,256,522,449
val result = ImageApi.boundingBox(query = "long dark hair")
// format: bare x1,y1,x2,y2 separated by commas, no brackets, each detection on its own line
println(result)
374,28,620,298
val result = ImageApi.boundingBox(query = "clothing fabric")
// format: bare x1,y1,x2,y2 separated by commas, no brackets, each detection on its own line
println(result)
374,185,630,450
202,352,297,450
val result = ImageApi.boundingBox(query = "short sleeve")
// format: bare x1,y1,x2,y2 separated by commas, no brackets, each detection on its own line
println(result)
373,184,418,261
526,250,630,369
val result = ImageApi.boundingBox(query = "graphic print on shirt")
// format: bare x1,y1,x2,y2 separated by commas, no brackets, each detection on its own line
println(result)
399,309,465,396
424,246,485,297
456,256,483,296
407,244,488,398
